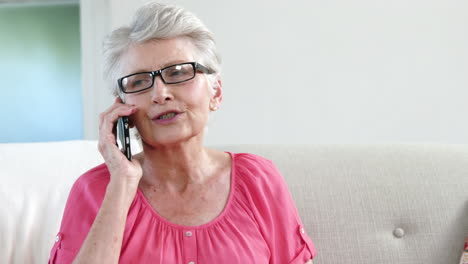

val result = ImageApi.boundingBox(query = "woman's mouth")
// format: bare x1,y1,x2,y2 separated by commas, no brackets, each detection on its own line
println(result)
158,112,178,120
153,111,182,124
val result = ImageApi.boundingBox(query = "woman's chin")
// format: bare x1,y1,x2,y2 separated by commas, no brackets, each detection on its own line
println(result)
142,137,181,148
140,133,196,148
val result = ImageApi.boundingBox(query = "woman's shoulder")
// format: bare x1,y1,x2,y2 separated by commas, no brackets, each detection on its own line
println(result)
76,163,110,186
231,152,273,167
232,152,276,172
70,163,110,200
231,152,283,186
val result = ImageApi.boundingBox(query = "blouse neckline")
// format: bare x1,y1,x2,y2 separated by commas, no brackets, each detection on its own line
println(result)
134,151,236,230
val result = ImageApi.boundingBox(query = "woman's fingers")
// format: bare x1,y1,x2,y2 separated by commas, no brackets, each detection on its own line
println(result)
98,98,132,130
97,98,137,160
100,106,137,143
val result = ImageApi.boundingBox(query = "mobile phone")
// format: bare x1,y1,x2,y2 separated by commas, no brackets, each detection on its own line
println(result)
116,116,132,161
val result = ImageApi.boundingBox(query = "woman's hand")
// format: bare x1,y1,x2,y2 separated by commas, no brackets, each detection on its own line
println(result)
98,97,142,190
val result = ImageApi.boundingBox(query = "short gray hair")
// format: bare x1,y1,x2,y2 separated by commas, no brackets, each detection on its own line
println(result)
102,2,221,96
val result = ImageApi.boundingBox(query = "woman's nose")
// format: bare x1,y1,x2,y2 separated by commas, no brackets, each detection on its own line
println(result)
150,77,173,104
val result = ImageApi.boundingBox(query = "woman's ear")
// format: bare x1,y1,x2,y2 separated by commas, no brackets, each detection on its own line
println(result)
209,77,223,111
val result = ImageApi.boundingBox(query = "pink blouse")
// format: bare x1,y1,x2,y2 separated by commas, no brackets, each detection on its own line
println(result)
49,152,317,263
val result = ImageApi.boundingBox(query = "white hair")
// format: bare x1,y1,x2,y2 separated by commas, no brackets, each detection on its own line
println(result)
102,2,222,96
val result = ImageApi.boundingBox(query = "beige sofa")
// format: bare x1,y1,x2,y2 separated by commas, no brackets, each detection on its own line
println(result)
1,140,467,263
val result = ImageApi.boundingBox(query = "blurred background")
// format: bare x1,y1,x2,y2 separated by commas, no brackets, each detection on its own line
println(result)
1,0,467,144
1,0,81,142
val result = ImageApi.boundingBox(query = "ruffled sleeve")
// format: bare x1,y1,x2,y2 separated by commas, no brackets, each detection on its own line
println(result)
235,153,317,264
48,164,110,264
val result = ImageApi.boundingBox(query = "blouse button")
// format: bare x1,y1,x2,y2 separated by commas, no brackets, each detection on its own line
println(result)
55,235,60,242
393,228,405,238
188,262,195,264
185,231,193,237
300,227,305,234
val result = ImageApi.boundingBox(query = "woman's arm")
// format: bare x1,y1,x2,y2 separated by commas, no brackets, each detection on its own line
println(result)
73,98,142,264
73,181,136,263
305,260,313,264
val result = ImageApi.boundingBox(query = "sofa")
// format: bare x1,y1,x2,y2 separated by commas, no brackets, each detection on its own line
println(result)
1,140,467,263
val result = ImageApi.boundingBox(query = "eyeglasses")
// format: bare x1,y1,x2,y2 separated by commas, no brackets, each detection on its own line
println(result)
118,62,214,94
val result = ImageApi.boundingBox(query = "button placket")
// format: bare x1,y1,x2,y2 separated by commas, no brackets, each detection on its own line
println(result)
183,230,197,264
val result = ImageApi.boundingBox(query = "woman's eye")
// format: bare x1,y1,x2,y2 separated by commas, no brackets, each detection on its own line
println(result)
132,80,144,86
168,69,184,77
131,78,150,88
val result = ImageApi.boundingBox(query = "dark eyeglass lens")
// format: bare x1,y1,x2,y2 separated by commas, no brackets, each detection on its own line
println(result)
162,64,195,83
123,73,153,92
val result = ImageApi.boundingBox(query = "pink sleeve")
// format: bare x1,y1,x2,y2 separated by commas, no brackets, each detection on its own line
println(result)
244,155,317,264
48,164,109,264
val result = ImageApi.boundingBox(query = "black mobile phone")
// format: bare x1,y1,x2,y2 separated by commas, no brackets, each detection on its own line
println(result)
116,116,132,160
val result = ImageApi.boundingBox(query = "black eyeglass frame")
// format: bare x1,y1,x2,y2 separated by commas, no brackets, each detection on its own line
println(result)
117,62,214,94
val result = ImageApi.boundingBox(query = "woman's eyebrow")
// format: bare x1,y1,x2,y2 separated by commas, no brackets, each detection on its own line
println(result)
129,68,152,74
159,59,189,69
124,60,189,75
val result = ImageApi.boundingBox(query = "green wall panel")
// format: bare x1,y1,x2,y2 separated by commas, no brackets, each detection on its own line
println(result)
0,4,82,142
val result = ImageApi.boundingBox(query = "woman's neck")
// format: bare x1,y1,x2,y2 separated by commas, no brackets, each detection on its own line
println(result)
136,140,216,193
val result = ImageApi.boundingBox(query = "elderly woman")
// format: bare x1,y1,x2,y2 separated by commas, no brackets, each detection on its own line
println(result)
49,2,316,264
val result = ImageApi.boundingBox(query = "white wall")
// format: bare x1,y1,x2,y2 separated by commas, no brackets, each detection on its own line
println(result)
81,0,468,144
80,0,113,140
